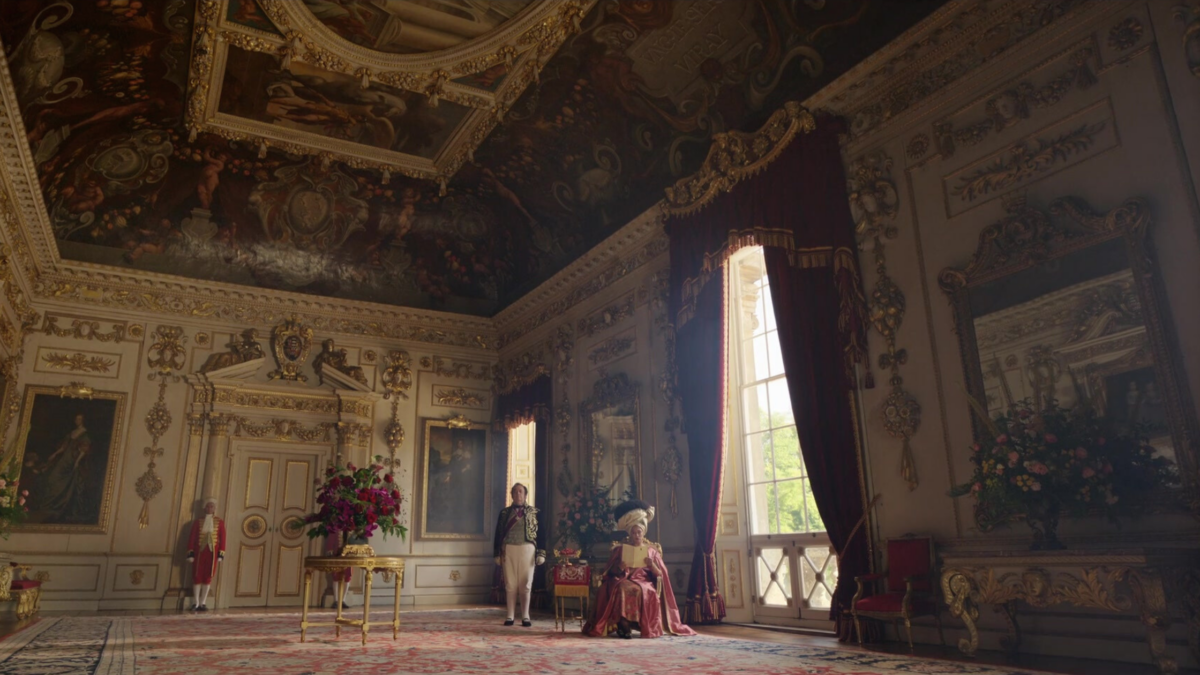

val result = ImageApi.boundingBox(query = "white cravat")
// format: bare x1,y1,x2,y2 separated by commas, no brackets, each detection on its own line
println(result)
201,514,214,535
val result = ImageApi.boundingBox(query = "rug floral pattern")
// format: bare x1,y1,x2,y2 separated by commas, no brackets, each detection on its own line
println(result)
0,609,1051,675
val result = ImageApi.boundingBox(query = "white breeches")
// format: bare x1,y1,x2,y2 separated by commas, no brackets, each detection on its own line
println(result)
503,543,536,619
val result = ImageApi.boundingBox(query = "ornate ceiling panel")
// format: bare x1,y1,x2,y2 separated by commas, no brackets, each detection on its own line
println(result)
0,0,942,316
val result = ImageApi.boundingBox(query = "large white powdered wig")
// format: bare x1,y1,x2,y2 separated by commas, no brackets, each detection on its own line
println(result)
614,500,655,535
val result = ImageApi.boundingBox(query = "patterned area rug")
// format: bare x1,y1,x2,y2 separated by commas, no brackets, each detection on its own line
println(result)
0,608,1054,675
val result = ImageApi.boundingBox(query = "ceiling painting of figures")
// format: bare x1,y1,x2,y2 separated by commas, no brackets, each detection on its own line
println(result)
301,0,530,54
0,0,944,316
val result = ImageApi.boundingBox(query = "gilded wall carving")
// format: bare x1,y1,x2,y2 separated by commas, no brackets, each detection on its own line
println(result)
39,352,115,374
578,292,635,338
851,152,920,491
418,355,491,381
551,323,574,497
136,325,187,528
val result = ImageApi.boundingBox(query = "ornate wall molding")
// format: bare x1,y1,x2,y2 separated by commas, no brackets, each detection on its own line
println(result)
432,386,488,410
137,325,187,528
851,152,920,491
551,322,574,496
578,292,635,339
418,355,491,381
586,329,636,370
38,351,115,374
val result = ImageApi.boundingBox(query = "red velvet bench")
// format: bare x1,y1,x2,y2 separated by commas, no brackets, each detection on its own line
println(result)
4,564,42,620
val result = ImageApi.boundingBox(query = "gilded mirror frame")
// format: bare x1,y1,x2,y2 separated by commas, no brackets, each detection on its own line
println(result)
580,373,641,499
938,196,1200,493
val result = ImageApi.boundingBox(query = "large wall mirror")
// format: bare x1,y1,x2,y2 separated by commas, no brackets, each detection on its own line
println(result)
581,373,641,504
938,196,1199,492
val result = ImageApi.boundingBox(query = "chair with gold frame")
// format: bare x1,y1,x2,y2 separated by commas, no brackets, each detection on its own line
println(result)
851,535,946,652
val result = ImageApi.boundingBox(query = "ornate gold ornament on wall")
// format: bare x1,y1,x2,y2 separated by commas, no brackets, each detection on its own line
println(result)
129,570,145,586
194,332,211,348
231,416,339,444
578,292,635,338
433,386,487,409
187,0,592,186
40,352,115,374
381,350,414,400
1176,3,1200,77
587,331,636,370
852,151,919,491
418,355,491,381
847,152,900,240
663,102,816,216
362,350,377,364
137,325,186,528
494,345,549,396
446,414,472,430
199,329,265,373
952,121,1107,204
39,315,130,343
312,338,369,387
933,46,1097,160
906,134,930,160
1108,17,1144,50
268,318,313,382
58,381,94,399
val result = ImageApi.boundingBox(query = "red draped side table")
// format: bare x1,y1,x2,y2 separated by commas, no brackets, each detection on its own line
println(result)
552,556,591,632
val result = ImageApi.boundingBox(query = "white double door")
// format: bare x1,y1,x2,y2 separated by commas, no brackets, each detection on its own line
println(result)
226,447,324,607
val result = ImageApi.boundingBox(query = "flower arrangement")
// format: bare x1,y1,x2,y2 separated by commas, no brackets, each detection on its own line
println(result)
556,483,615,552
951,399,1176,548
0,471,29,539
305,458,406,543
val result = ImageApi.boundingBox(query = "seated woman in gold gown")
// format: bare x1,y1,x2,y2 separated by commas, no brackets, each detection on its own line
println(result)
583,500,696,639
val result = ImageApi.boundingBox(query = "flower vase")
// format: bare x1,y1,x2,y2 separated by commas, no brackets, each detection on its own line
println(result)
339,532,373,557
1027,501,1065,551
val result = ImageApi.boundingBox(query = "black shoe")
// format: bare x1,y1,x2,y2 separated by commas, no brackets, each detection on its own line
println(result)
504,619,514,626
521,619,532,627
198,605,208,612
340,602,350,610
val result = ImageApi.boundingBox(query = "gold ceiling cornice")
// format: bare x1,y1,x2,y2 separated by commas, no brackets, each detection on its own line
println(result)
661,102,817,218
186,0,593,188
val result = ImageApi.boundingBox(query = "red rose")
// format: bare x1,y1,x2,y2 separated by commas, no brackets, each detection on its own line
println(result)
384,474,393,484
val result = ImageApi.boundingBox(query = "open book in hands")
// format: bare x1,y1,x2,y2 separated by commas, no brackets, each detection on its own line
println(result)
621,543,649,569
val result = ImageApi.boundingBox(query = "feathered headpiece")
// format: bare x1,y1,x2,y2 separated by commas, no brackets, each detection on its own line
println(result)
614,499,654,535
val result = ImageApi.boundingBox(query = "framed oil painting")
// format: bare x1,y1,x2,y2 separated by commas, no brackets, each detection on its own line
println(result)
418,417,489,540
12,386,127,533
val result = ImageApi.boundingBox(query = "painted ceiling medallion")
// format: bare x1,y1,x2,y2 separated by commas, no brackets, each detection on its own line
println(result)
187,0,592,186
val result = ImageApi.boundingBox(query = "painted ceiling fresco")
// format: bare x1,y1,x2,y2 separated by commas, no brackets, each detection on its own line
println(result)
1,0,942,316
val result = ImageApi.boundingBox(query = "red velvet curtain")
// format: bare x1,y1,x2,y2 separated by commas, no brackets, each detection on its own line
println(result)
490,375,552,604
674,277,727,625
665,116,870,633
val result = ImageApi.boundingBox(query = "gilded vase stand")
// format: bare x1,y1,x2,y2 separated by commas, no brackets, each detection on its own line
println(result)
300,551,405,646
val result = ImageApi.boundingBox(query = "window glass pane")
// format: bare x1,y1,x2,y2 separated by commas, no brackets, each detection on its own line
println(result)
766,330,786,379
749,334,771,382
766,377,795,427
770,427,803,480
747,483,775,535
756,547,791,606
744,431,774,483
761,281,777,334
742,383,770,435
801,546,835,610
805,480,825,533
775,479,807,534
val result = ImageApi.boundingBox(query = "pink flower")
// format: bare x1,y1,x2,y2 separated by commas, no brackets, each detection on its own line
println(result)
996,434,1009,444
1030,462,1049,476
971,482,982,493
1106,494,1119,505
574,512,581,519
1044,434,1057,444
1082,467,1096,478
972,444,981,454
1074,447,1088,460
20,490,28,497
1030,481,1042,491
994,465,1004,475
1007,451,1020,467
18,497,24,505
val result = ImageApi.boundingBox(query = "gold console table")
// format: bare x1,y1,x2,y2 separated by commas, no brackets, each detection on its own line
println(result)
940,548,1199,674
300,552,406,645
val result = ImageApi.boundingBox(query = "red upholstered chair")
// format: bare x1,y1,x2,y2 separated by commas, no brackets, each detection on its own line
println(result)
851,536,945,652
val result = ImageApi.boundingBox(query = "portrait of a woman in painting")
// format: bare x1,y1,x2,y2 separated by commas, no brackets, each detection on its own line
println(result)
15,389,124,531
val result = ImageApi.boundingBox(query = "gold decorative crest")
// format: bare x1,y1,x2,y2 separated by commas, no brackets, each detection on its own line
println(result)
268,318,313,382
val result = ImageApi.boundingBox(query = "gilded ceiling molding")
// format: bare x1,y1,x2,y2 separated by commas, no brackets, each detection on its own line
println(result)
662,102,816,217
812,0,1095,143
850,152,920,491
1174,4,1200,77
187,0,593,186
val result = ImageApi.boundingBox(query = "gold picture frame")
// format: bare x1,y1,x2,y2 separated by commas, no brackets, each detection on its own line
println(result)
11,385,128,534
417,417,490,541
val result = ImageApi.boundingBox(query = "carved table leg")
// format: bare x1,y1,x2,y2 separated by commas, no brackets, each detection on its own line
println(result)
300,570,312,643
997,601,1022,656
362,571,373,646
1128,569,1178,675
392,570,401,640
942,568,980,656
